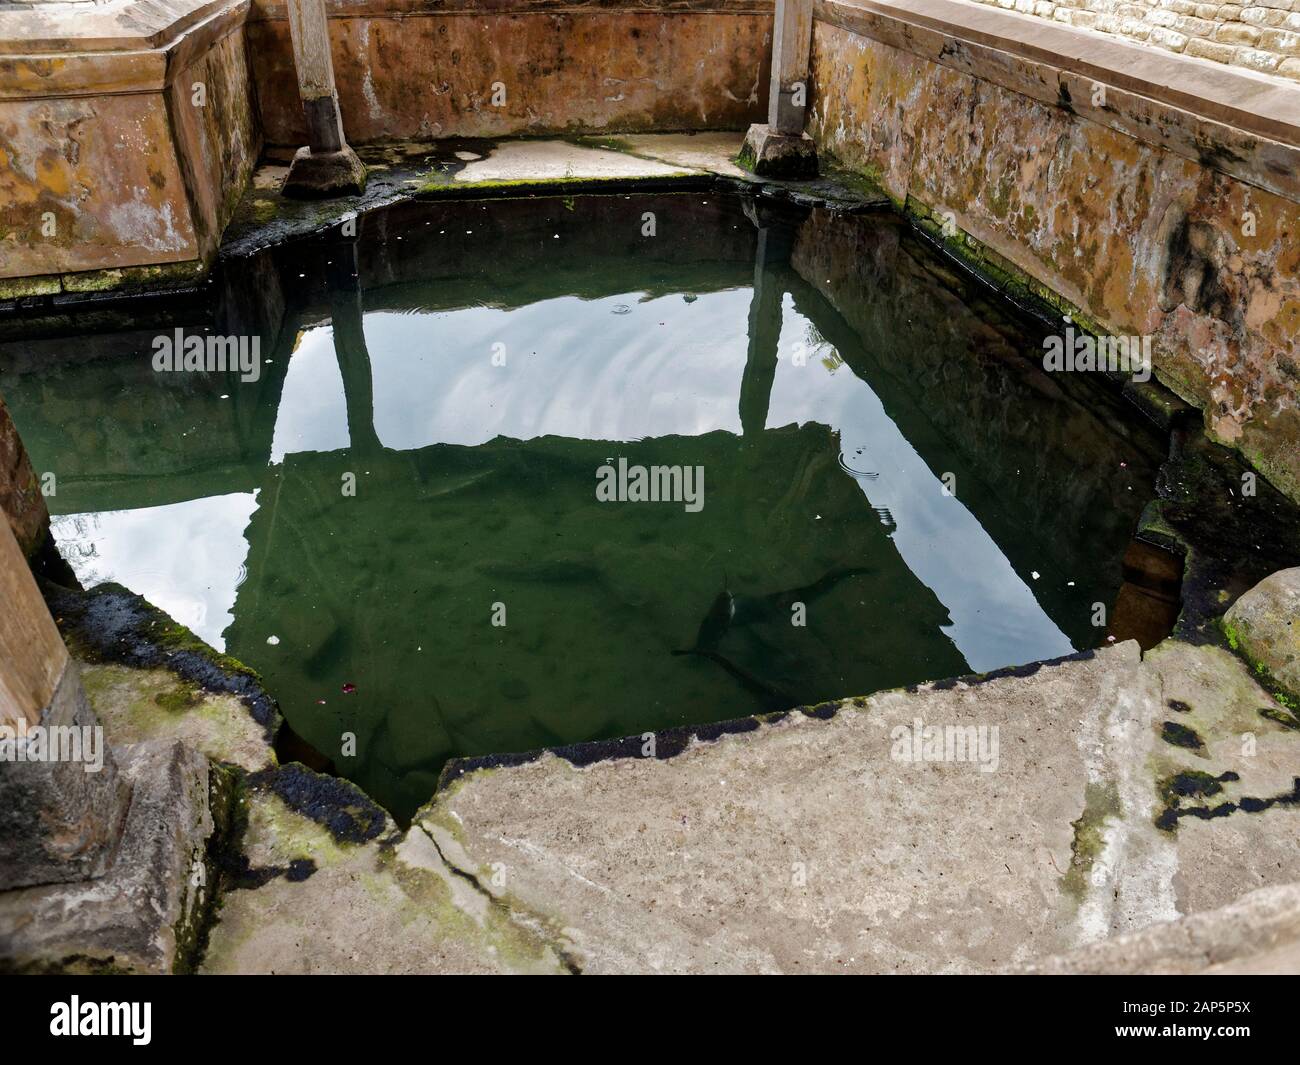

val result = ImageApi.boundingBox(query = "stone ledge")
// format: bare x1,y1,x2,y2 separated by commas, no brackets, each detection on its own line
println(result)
820,0,1300,138
246,0,773,20
0,0,249,99
0,739,220,974
1012,882,1300,974
0,0,239,51
815,0,1300,200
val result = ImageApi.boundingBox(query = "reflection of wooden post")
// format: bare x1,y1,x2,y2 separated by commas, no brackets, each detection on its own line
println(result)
282,0,366,197
769,0,814,135
740,228,790,439
328,243,384,456
741,0,817,178
0,517,129,889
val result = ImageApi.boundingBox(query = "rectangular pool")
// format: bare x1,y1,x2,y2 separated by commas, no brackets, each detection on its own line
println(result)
0,191,1166,818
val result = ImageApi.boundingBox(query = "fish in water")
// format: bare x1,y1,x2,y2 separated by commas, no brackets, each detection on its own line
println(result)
676,565,872,652
672,566,872,708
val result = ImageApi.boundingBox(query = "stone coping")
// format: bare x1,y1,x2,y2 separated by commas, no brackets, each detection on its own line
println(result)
816,0,1300,150
246,0,772,20
0,0,247,97
0,0,766,50
0,0,236,50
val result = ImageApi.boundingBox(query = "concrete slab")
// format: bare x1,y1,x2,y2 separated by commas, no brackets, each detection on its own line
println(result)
593,132,749,178
1015,881,1300,975
80,662,273,774
416,643,1173,973
452,140,696,184
409,635,1300,974
0,739,219,974
199,774,569,974
1142,639,1300,916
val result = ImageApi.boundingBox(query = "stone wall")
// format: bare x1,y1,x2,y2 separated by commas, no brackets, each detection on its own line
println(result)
807,0,1300,503
969,0,1300,78
0,0,259,288
0,390,46,558
245,0,773,146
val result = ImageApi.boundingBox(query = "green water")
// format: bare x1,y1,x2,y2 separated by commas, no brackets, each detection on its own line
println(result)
0,192,1165,819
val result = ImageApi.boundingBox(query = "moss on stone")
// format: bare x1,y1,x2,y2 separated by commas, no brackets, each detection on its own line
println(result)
1160,720,1205,750
174,762,240,974
1218,614,1300,717
1062,780,1121,901
1259,705,1300,730
48,582,281,742
0,274,60,299
60,258,209,296
1158,768,1227,806
153,681,204,714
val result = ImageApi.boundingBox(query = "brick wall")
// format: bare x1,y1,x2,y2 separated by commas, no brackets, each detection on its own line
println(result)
970,0,1300,78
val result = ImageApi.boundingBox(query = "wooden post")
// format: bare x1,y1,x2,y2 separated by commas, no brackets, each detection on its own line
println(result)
0,495,129,890
0,511,62,731
741,0,818,178
287,0,345,154
769,0,814,135
282,0,366,197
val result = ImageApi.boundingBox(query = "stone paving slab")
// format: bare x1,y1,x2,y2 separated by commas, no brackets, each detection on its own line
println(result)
1015,881,1300,975
452,140,699,184
414,637,1300,974
0,739,217,974
198,783,569,974
416,643,1169,973
55,582,1300,974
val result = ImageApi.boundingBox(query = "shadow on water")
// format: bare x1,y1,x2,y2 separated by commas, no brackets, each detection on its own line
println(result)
0,191,1171,820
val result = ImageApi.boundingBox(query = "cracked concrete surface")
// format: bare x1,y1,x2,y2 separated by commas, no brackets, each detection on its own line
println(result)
198,789,568,974
56,605,1300,974
412,638,1300,974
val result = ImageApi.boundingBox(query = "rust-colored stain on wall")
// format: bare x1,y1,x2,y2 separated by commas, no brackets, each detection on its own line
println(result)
0,93,198,279
169,27,260,249
248,12,771,145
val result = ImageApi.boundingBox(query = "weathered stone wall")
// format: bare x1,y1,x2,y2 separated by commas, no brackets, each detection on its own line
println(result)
245,0,773,146
969,0,1300,78
169,14,260,254
807,0,1300,502
0,0,259,287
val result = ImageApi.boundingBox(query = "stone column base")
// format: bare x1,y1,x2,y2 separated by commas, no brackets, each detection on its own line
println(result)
739,124,818,180
282,145,367,199
0,740,226,974
0,661,129,890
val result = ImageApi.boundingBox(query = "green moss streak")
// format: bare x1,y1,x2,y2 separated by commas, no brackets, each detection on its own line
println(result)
1062,781,1121,901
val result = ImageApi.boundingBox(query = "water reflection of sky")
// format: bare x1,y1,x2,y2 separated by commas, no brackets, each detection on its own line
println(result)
52,492,259,651
365,295,749,447
52,286,1072,672
766,296,1073,671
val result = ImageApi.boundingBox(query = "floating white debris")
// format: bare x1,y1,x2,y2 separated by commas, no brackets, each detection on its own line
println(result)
266,635,280,646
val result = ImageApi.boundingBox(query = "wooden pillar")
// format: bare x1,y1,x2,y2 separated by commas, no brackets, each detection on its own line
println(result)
287,0,345,154
742,0,818,178
0,490,129,890
0,512,62,731
768,0,814,135
282,0,366,197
